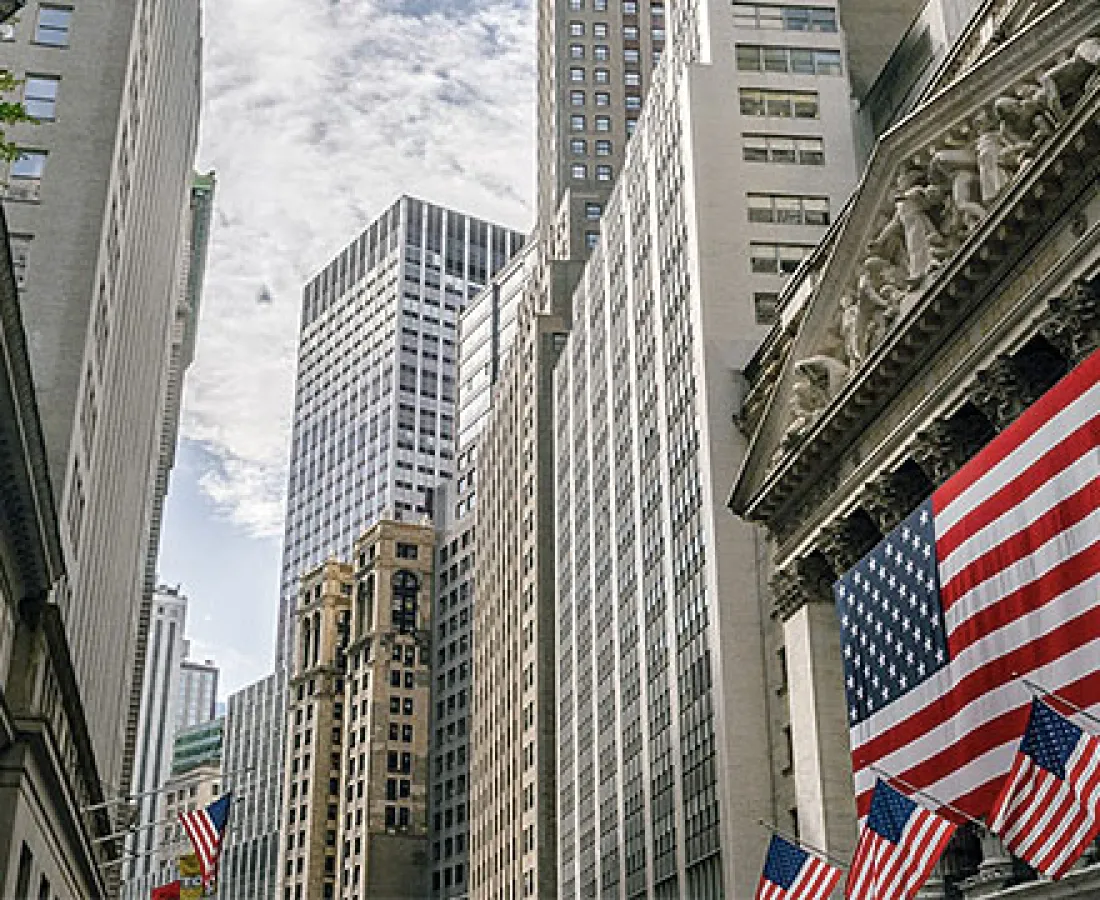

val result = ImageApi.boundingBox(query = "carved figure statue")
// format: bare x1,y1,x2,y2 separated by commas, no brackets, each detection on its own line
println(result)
995,83,1055,169
930,142,985,235
1038,37,1100,121
860,255,907,350
783,352,846,448
871,165,949,286
973,108,1012,203
839,291,865,373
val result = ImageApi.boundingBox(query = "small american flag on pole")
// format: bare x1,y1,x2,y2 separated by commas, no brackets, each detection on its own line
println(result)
989,698,1100,878
834,348,1100,820
845,779,956,900
755,834,843,900
178,792,232,888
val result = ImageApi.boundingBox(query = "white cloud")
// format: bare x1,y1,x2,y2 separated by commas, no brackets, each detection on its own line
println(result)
183,0,536,538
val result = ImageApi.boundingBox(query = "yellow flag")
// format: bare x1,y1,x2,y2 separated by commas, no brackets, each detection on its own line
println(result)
178,854,204,900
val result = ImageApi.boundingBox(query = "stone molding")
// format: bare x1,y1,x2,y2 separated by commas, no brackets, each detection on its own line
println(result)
770,554,835,622
817,514,881,575
1040,276,1100,366
861,466,931,534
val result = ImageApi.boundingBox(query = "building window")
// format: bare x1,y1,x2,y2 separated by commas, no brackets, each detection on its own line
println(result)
595,164,613,181
585,231,599,250
739,87,818,119
594,115,610,132
570,114,585,131
570,90,585,106
7,150,47,202
594,68,610,84
736,44,843,75
569,0,583,8
595,139,611,156
34,6,73,46
569,67,585,82
754,292,779,324
593,44,610,61
570,138,587,156
570,163,587,180
595,91,610,106
593,22,608,38
743,133,824,165
732,3,838,33
9,233,31,289
749,242,815,275
746,192,830,225
23,76,60,120
569,20,584,36
569,43,585,59
395,542,418,559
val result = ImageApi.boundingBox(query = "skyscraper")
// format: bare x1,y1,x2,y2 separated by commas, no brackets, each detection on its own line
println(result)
221,670,286,900
537,0,668,258
3,0,204,802
275,197,525,668
177,652,220,733
430,240,536,898
471,1,860,898
122,587,189,900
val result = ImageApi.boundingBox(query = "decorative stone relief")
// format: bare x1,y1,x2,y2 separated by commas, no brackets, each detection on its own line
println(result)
817,514,881,575
910,415,991,487
774,35,1100,457
861,467,931,534
769,554,835,622
967,353,1061,431
1040,277,1100,366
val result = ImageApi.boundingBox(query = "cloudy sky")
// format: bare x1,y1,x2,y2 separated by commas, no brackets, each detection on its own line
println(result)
157,0,536,697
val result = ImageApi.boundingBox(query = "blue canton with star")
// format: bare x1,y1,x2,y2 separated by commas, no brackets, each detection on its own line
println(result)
868,779,918,844
834,498,950,726
763,835,810,890
1021,699,1083,779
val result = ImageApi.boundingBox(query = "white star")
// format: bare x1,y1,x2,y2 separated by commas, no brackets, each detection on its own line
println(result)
902,616,911,632
918,662,927,677
936,648,945,663
906,559,915,574
892,606,900,623
882,686,890,700
900,675,909,690
920,509,930,525
923,542,932,559
844,644,852,659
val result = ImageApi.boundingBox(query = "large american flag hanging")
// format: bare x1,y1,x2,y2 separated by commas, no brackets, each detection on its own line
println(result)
835,347,1100,820
989,699,1100,878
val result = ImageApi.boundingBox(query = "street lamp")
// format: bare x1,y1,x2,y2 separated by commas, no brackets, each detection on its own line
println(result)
0,0,24,24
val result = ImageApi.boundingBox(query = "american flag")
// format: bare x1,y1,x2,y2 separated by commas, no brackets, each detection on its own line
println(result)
756,834,843,900
835,348,1100,820
178,792,232,888
989,698,1100,878
845,779,956,900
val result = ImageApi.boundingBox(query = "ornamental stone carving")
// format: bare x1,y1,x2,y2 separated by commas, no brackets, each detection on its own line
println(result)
911,414,992,487
769,554,835,622
861,466,931,534
967,355,1043,431
775,34,1100,460
1040,277,1100,367
817,514,881,575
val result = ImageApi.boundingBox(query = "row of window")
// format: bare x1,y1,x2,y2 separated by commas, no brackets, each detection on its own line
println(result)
747,192,829,226
743,133,824,165
3,5,74,47
732,3,838,33
569,137,613,157
740,87,818,119
569,112,625,132
749,241,816,274
568,0,662,11
569,162,615,181
569,63,650,83
735,44,843,76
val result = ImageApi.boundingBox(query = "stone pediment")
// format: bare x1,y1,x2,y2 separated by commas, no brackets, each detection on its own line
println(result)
731,0,1100,529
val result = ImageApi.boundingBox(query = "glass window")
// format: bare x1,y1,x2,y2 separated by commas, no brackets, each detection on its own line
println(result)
569,67,585,82
624,48,640,63
594,68,610,84
593,22,609,38
570,138,587,155
571,163,587,179
35,6,72,46
10,150,47,180
815,48,843,75
570,90,585,106
570,43,585,59
774,195,801,223
595,139,611,156
740,89,765,117
569,20,585,36
763,45,789,72
594,44,610,61
742,135,768,162
595,115,611,132
584,202,602,220
754,292,779,324
747,194,774,223
797,136,825,164
736,44,762,71
595,91,610,106
595,164,613,181
569,0,583,9
23,76,59,120
570,114,585,131
803,196,830,225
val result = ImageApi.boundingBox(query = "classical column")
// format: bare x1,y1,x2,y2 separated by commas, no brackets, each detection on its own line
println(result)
772,553,858,863
1040,277,1100,367
910,413,991,488
960,830,1014,898
817,513,881,576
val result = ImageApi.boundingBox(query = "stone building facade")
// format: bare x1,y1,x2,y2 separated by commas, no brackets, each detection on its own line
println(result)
278,520,435,900
731,0,1100,896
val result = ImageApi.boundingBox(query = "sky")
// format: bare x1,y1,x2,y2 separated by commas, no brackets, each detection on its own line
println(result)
157,0,537,698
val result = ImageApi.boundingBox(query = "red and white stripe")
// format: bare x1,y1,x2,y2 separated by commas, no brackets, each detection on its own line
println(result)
756,856,842,900
851,349,1100,820
179,809,222,885
845,806,956,900
989,729,1100,878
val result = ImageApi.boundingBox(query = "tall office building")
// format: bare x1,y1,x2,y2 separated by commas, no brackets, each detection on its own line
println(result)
471,2,860,899
127,170,216,799
538,0,668,257
177,651,220,732
430,241,536,898
275,197,525,668
552,2,859,896
122,587,188,900
221,670,286,900
3,0,203,802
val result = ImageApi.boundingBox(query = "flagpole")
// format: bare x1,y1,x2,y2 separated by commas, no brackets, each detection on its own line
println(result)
869,767,985,828
756,819,849,869
1020,677,1100,729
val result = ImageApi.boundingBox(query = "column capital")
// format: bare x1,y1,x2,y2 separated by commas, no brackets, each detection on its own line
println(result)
861,465,930,534
770,554,835,622
1040,277,1100,368
817,514,881,575
967,355,1046,432
910,413,990,488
